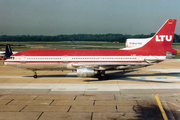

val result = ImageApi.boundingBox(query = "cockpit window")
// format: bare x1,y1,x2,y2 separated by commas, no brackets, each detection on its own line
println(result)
10,57,14,60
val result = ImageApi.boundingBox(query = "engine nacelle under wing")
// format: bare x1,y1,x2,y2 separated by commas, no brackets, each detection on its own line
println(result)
77,67,97,77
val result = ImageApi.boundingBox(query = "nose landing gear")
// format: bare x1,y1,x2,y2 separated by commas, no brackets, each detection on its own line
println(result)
33,71,37,78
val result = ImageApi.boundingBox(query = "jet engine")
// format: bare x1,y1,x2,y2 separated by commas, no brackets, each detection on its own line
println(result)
166,52,175,59
77,67,97,77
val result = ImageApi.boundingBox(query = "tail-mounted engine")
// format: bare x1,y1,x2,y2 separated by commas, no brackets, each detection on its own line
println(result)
77,67,97,77
166,52,175,59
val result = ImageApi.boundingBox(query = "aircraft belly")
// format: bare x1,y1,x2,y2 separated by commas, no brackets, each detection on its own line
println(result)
11,63,75,70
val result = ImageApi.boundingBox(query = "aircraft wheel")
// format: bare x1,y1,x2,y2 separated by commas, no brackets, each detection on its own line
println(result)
33,71,37,78
34,75,37,78
98,75,109,80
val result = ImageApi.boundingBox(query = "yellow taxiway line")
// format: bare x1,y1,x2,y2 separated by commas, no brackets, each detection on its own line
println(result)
154,94,168,120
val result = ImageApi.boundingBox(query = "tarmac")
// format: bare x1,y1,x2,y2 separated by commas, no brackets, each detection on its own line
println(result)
0,59,180,120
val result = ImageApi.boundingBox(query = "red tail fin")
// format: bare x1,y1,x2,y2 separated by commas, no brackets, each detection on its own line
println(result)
144,19,177,54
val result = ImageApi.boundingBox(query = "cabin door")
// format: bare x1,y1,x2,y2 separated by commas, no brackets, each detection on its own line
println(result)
63,56,68,63
138,55,142,62
21,56,25,63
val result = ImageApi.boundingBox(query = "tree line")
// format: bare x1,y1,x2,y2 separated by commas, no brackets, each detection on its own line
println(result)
0,33,180,43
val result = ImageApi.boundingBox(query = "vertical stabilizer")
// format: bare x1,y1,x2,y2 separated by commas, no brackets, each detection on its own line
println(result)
143,19,177,54
5,44,13,57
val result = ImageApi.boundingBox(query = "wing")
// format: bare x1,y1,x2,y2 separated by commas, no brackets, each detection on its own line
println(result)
72,62,152,70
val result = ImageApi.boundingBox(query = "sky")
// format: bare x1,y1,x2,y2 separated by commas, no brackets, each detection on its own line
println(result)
0,0,180,35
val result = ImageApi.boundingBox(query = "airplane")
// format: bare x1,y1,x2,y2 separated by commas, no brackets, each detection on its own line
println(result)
0,44,15,60
4,19,177,80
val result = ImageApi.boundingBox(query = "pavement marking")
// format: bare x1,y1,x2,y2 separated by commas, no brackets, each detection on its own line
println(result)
154,94,168,120
156,77,167,79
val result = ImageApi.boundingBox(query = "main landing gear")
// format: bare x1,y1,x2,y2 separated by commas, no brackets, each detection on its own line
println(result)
96,70,109,80
33,71,37,78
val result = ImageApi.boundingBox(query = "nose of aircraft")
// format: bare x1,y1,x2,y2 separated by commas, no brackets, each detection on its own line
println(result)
3,60,8,65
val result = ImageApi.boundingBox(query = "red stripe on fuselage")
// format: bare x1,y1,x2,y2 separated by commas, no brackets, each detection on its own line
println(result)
4,61,144,63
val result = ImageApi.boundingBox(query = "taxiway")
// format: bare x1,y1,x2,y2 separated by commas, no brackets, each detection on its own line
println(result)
0,60,180,120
